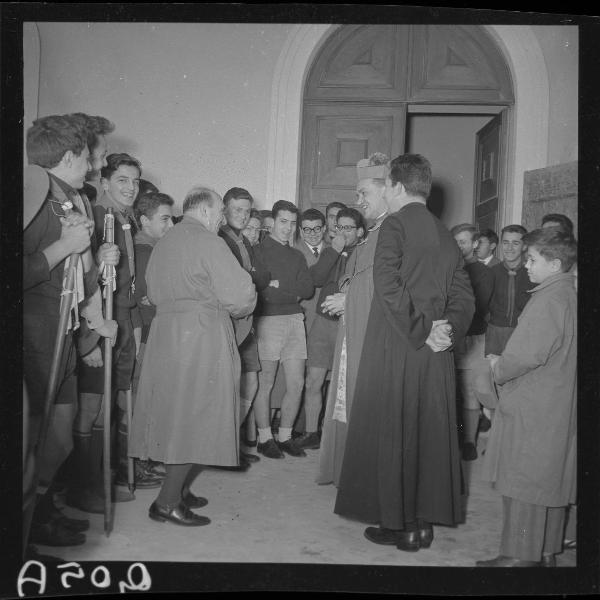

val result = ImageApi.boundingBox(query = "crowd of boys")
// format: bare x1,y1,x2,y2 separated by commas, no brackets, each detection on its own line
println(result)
23,112,577,568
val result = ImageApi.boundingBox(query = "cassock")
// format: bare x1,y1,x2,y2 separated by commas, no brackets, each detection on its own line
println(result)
129,215,256,466
334,202,474,529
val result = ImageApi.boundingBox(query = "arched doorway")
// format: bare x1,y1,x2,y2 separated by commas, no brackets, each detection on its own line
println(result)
265,24,549,228
298,24,513,230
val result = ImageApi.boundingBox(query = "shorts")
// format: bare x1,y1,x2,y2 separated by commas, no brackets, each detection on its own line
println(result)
78,315,136,393
307,314,339,369
454,333,485,369
485,323,515,356
256,313,307,362
239,329,261,373
24,314,77,414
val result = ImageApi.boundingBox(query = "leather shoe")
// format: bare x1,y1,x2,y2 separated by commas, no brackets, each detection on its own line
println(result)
30,519,86,547
50,507,90,532
241,450,260,463
257,439,284,459
396,530,420,552
296,431,321,450
364,526,399,545
476,555,540,567
278,439,306,457
148,501,210,526
182,491,208,509
541,553,557,567
418,523,434,549
462,442,478,461
116,464,163,489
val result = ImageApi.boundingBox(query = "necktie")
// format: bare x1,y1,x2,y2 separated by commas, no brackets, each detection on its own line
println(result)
312,246,319,258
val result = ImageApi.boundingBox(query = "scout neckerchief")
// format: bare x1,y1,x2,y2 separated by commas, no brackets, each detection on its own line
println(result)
222,224,252,272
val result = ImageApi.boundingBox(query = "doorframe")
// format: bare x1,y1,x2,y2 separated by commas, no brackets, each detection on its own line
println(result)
265,24,549,228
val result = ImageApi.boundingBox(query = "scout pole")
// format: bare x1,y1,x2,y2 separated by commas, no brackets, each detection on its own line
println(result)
102,208,115,536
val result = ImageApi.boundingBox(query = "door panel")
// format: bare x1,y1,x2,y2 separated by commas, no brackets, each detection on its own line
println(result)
474,111,507,234
299,103,407,212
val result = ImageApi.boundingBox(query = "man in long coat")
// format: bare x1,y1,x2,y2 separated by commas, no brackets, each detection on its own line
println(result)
129,186,256,526
334,154,475,552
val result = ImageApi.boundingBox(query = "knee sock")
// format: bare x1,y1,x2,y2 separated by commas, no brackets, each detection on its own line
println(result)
156,464,193,508
463,408,480,445
278,427,292,443
257,427,273,444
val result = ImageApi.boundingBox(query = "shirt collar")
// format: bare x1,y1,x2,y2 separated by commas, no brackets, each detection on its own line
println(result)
529,271,575,293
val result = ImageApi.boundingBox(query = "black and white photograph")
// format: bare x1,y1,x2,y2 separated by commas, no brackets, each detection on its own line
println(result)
1,3,599,596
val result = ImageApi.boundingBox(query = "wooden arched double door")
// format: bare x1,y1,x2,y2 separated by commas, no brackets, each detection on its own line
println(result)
299,25,514,231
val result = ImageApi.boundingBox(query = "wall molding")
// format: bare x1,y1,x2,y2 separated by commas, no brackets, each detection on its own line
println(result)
265,24,550,225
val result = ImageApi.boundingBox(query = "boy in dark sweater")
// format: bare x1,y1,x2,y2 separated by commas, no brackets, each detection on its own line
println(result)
253,200,314,458
451,224,494,461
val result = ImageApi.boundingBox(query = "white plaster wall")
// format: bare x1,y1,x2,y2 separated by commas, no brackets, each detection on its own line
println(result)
34,22,293,208
531,26,578,165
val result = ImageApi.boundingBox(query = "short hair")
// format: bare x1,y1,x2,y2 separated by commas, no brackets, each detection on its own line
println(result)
101,153,142,180
248,208,261,222
68,112,115,150
501,224,527,238
258,209,272,221
450,223,477,238
301,208,325,226
271,199,299,220
137,179,159,197
478,228,499,246
336,207,368,237
387,153,432,198
223,187,254,206
134,191,174,224
523,228,577,272
326,201,346,217
26,114,88,168
183,186,220,213
541,213,574,236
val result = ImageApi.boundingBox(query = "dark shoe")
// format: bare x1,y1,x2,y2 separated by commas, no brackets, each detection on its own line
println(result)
364,526,399,546
257,439,284,459
30,519,86,547
278,438,307,457
240,450,260,463
418,522,434,549
396,530,421,552
296,431,321,450
541,553,557,567
146,459,166,476
563,538,576,550
476,555,540,567
479,412,492,433
462,442,478,461
116,465,163,489
212,455,251,471
182,491,208,509
50,507,90,533
148,502,210,527
66,486,134,514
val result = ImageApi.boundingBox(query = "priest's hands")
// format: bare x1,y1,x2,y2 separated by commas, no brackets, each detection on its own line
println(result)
426,319,453,352
322,292,346,316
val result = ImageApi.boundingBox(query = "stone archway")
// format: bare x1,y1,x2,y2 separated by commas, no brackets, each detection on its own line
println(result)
265,24,549,225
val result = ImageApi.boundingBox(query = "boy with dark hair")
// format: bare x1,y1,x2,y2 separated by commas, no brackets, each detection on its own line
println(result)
297,207,367,450
475,228,500,267
24,114,118,547
324,201,347,243
485,224,534,356
541,213,574,236
450,224,494,461
477,229,577,567
253,200,314,458
219,187,270,466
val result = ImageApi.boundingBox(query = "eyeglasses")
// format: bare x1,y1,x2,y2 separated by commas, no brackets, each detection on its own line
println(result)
302,226,323,234
335,224,357,232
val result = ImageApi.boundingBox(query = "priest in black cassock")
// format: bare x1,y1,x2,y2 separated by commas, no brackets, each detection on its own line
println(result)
334,154,475,552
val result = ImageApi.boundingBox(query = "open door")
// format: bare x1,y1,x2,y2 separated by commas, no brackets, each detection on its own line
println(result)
473,110,508,233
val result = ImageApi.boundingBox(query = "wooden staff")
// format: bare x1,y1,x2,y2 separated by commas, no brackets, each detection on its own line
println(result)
126,388,135,493
23,249,80,557
102,208,115,536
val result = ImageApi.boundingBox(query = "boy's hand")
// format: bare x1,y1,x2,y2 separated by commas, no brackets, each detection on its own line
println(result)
96,242,120,267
